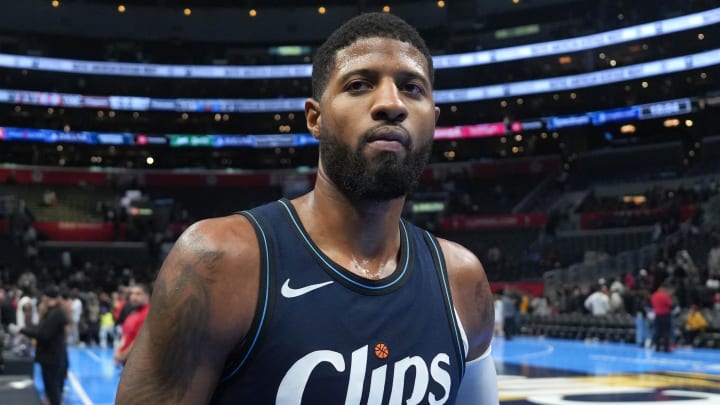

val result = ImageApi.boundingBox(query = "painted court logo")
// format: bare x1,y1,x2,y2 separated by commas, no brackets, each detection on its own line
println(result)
499,373,720,405
276,344,453,405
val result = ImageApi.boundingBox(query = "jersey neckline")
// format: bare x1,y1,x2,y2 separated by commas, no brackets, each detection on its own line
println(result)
276,198,413,295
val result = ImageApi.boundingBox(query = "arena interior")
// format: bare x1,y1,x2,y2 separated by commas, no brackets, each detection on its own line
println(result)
0,0,719,404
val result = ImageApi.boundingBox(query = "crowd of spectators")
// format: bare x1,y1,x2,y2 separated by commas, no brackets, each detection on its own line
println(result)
0,250,156,371
1,151,719,362
508,227,720,350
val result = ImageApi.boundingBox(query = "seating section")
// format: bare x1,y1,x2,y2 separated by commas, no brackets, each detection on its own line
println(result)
518,310,720,348
519,312,637,343
0,184,120,222
439,227,544,281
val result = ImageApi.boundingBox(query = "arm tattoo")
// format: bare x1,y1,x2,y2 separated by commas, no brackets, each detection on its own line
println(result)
119,233,225,404
474,279,494,327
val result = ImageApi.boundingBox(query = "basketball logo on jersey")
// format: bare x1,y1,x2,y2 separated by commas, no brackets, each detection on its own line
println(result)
276,344,453,404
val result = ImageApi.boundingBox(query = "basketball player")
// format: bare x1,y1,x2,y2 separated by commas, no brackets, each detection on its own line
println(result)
116,12,497,404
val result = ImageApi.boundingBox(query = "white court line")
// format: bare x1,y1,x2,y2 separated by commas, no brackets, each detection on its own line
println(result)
589,354,712,369
68,371,94,405
83,347,103,363
502,343,555,361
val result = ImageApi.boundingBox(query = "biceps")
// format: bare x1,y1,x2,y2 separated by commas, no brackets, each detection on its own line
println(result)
116,309,226,404
117,328,223,404
116,268,225,402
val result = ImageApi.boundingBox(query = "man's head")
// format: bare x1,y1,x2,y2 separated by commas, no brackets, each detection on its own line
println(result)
128,283,151,308
312,13,434,102
307,13,439,202
43,284,61,306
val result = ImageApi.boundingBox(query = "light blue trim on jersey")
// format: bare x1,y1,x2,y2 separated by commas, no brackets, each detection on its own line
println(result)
424,230,467,376
221,211,271,381
277,199,410,291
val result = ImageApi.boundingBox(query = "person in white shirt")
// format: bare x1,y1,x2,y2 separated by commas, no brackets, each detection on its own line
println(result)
69,290,83,346
14,290,38,329
494,293,504,336
585,285,610,316
708,235,720,279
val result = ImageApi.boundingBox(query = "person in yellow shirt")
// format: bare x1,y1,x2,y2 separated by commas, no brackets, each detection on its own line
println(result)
98,296,115,349
519,293,530,314
683,305,707,347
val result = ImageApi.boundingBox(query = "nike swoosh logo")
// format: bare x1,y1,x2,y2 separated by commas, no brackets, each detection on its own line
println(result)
281,279,334,298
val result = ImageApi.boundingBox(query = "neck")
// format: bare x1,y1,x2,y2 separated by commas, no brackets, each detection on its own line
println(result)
291,176,406,279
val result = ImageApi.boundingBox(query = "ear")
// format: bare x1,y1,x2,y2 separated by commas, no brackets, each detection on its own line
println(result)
305,98,321,139
434,105,440,124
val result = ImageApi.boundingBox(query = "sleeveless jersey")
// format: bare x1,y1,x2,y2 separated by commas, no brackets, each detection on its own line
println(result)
210,199,466,405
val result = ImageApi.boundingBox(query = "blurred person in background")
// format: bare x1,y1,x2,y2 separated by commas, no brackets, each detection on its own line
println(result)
708,233,720,279
633,290,652,348
0,287,15,332
0,287,15,372
494,292,504,336
637,268,653,291
585,285,610,316
609,283,625,314
68,288,83,346
113,286,132,347
531,293,551,317
20,285,68,405
503,288,518,340
651,280,674,352
113,283,150,366
10,288,38,356
84,292,100,346
98,292,115,348
682,304,707,347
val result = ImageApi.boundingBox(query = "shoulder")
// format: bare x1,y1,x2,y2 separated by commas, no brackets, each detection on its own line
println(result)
116,213,263,402
436,237,494,360
152,213,261,341
173,214,258,260
52,305,67,319
160,214,259,294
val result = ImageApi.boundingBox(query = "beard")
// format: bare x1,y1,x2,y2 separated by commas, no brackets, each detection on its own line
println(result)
319,125,432,202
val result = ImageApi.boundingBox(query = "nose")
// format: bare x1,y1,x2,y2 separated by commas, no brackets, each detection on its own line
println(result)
370,80,408,123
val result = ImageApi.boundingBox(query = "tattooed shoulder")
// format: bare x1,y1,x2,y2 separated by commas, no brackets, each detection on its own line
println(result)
116,215,260,404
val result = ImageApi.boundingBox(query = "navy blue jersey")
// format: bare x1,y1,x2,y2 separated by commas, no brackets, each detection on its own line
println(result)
211,199,466,405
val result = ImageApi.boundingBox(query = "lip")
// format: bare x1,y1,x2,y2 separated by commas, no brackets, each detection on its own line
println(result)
366,126,410,147
367,139,406,152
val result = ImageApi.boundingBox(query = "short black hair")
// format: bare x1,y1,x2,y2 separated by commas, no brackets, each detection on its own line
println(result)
131,283,152,296
44,284,60,299
311,12,434,101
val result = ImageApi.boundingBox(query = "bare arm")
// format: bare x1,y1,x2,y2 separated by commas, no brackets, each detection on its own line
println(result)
114,335,138,366
439,238,498,403
113,336,131,365
115,215,260,404
439,238,494,360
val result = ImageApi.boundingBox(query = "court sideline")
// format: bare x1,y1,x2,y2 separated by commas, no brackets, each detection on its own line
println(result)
29,336,720,404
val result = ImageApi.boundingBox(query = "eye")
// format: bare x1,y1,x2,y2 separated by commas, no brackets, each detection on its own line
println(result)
402,82,426,95
345,80,372,92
